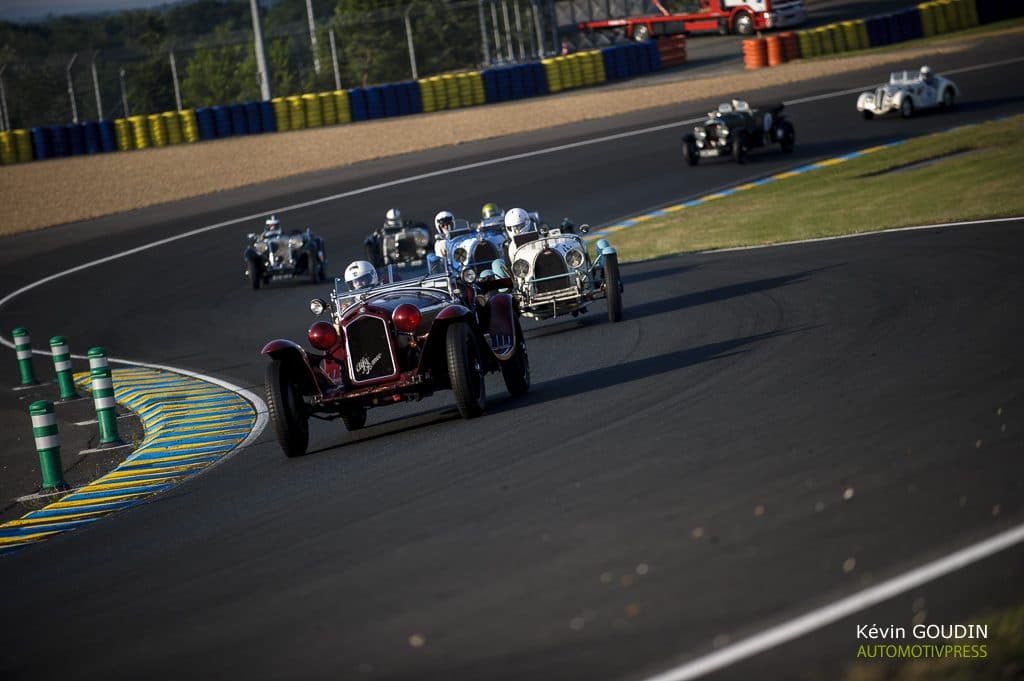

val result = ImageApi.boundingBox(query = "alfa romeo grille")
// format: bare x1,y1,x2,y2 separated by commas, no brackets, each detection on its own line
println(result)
346,317,396,382
534,250,570,295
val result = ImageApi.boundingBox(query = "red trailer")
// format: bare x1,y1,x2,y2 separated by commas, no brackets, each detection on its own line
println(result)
578,0,807,40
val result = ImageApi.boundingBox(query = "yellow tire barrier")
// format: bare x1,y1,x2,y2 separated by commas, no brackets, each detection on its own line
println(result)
162,111,183,145
542,58,562,93
442,74,460,109
569,55,584,89
919,3,937,37
418,79,436,113
148,113,168,147
13,129,31,161
829,23,847,52
815,27,834,55
797,30,816,58
557,57,574,90
955,0,973,28
129,115,150,149
302,93,322,128
855,19,869,49
579,52,597,86
113,118,131,150
591,50,607,83
470,72,486,105
456,73,473,107
938,0,957,31
841,21,861,50
179,109,199,143
963,0,979,27
287,95,305,130
0,131,15,165
333,90,351,124
319,92,337,126
272,97,290,132
426,76,445,110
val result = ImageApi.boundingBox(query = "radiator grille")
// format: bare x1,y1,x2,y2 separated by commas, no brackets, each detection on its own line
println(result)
533,250,570,295
346,317,396,382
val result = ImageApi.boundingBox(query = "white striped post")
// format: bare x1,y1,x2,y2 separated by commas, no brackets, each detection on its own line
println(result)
87,346,108,372
30,400,68,491
90,365,123,446
49,336,79,401
12,327,38,385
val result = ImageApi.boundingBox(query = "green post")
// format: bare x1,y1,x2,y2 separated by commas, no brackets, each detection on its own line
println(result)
12,327,38,386
49,336,79,401
30,400,68,491
87,346,108,372
90,366,123,446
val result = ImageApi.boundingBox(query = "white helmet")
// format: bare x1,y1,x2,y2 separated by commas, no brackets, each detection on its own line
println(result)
264,215,281,234
504,207,531,235
434,210,455,238
385,207,402,228
344,260,379,291
920,65,933,78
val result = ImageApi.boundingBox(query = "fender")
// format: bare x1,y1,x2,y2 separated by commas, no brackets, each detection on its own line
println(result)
261,339,331,395
484,292,517,361
418,304,475,379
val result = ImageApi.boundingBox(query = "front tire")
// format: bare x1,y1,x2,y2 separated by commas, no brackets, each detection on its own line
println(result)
779,121,795,154
446,322,486,419
732,133,747,164
900,97,914,118
862,110,874,120
265,360,309,457
500,320,530,397
941,88,955,109
683,135,699,166
247,257,262,290
604,251,623,323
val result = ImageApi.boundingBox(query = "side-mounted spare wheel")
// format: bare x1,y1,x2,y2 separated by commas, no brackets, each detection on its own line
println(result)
446,322,486,419
266,359,309,457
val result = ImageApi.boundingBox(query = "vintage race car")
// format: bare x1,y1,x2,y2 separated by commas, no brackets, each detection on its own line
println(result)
364,218,433,268
261,260,530,457
683,99,795,165
857,67,958,119
244,222,327,290
446,214,516,278
506,220,623,323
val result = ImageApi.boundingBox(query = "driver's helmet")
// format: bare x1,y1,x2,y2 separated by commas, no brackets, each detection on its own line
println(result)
920,65,933,79
385,207,402,229
434,210,455,239
504,207,532,236
481,202,502,220
263,214,281,236
344,260,379,291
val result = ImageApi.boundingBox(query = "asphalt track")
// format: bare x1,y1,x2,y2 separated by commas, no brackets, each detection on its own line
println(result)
0,32,1022,681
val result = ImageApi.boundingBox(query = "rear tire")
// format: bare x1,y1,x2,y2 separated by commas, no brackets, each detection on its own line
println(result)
900,97,914,118
604,252,623,323
446,322,486,419
265,360,309,457
500,320,530,397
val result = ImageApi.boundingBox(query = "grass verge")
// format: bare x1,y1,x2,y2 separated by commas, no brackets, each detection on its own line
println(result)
608,114,1024,263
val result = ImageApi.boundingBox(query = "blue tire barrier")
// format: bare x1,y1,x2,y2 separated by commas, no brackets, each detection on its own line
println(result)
65,123,85,156
886,13,903,43
601,48,617,81
901,8,923,40
30,127,50,161
407,81,423,114
627,44,643,76
213,105,233,138
83,121,101,154
365,87,384,119
244,101,262,134
260,100,276,132
614,45,629,79
195,107,216,140
976,0,1024,22
230,103,248,136
520,64,537,98
646,40,661,71
482,70,498,103
348,88,368,121
532,63,549,95
396,82,412,116
509,66,526,100
496,67,512,101
49,125,69,158
99,120,116,152
866,16,886,46
381,84,399,117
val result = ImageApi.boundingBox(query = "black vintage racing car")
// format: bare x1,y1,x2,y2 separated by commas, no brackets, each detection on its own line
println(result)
363,209,434,268
244,215,327,290
261,258,530,457
683,99,795,165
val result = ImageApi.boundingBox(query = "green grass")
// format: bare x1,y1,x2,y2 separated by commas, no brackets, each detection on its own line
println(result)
608,115,1024,263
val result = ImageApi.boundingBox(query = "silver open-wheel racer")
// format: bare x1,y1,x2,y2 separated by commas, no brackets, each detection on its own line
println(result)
261,257,530,457
502,207,623,324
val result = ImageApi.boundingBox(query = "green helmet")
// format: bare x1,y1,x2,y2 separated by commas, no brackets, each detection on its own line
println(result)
481,202,502,219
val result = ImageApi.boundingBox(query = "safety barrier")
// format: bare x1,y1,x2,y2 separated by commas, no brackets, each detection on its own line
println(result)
743,38,768,69
655,35,687,68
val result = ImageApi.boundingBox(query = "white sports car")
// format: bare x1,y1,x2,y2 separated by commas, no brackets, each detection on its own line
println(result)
857,66,959,119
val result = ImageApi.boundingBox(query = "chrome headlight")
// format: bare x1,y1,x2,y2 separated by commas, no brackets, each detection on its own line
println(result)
461,268,477,284
253,241,268,255
512,259,530,278
453,247,468,264
309,299,326,315
288,235,304,249
566,248,585,269
718,128,730,138
695,128,707,139
414,231,430,246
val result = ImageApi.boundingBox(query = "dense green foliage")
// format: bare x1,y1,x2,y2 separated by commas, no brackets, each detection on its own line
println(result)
0,0,500,127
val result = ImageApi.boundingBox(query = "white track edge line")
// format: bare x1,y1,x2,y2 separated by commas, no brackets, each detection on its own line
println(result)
640,522,1024,681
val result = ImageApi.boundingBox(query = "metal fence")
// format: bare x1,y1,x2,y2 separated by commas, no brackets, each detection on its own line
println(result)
0,0,589,130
